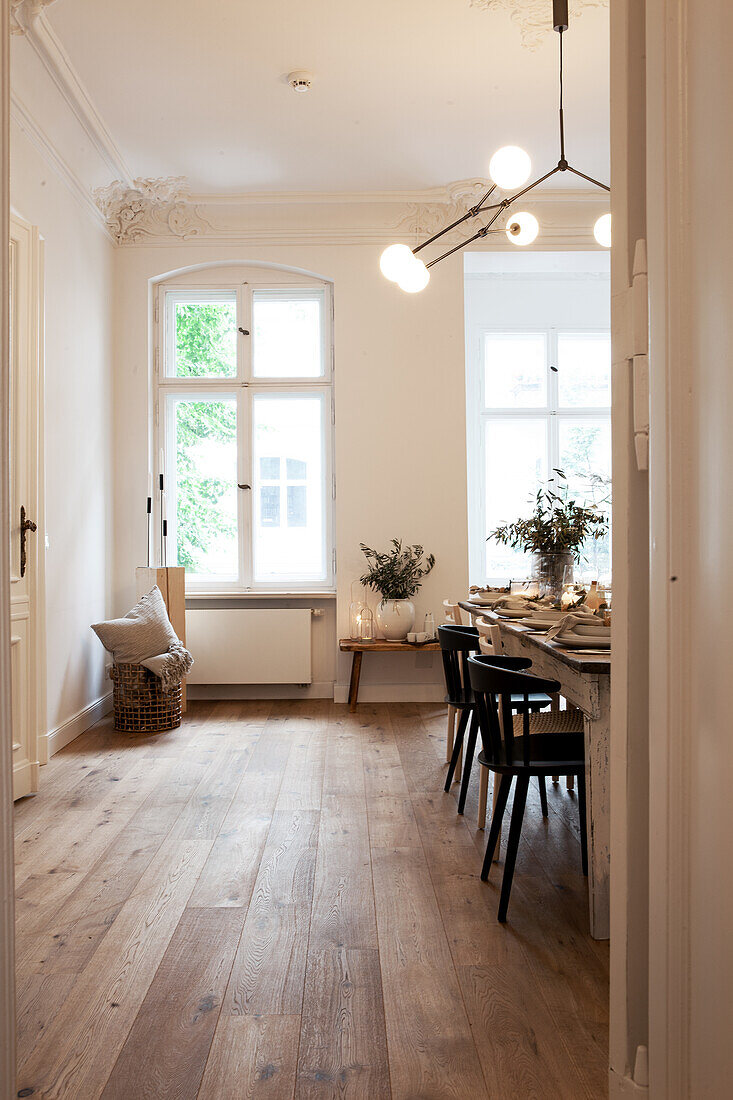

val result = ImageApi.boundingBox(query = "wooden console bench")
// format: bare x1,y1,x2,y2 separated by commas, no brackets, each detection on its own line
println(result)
339,637,441,711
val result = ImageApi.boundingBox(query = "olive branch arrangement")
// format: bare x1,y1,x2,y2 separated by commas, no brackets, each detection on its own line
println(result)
488,474,609,558
359,539,436,600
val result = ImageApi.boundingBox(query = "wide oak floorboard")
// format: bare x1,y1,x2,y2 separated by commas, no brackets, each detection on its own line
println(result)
14,700,608,1098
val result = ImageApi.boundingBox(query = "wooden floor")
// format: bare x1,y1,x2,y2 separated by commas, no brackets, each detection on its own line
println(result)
14,701,609,1099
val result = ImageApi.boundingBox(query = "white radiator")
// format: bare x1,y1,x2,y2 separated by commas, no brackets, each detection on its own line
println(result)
186,608,312,685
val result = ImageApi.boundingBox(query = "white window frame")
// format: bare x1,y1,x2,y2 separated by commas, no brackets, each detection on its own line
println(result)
154,277,335,594
467,324,611,586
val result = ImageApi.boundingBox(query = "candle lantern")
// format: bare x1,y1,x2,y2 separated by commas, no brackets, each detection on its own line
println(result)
349,582,366,640
357,605,375,643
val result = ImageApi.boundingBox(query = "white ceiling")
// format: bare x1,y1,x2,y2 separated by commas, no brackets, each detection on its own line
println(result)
47,0,609,194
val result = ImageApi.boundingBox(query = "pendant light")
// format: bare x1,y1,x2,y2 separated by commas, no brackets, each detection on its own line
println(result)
379,0,610,292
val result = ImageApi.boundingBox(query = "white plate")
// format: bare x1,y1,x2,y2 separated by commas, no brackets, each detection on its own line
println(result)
554,633,610,650
468,595,506,606
494,608,528,619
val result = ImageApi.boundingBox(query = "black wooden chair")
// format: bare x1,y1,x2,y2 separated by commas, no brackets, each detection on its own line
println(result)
438,626,552,819
467,653,588,922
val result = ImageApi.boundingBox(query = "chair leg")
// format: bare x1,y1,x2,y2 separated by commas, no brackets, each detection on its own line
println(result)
457,713,479,815
577,768,588,877
498,772,530,922
491,773,504,858
567,774,575,791
481,774,512,881
444,708,469,792
478,766,489,830
446,705,456,763
537,775,548,817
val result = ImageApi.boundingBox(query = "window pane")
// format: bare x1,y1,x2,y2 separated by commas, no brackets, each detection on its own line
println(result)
485,419,548,579
557,333,611,407
170,294,237,378
558,418,612,580
260,486,280,527
260,457,280,480
484,333,546,408
168,396,238,581
252,290,324,378
253,395,326,582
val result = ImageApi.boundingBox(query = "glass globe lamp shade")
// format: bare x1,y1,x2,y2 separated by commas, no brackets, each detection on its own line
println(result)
594,213,612,248
397,256,430,294
379,243,415,283
506,211,539,246
489,146,532,190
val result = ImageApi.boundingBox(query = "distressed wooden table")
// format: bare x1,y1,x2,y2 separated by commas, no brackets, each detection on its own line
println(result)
339,637,441,711
459,600,611,940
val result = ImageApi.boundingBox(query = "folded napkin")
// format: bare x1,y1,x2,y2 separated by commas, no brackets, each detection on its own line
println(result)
546,613,610,641
141,642,194,694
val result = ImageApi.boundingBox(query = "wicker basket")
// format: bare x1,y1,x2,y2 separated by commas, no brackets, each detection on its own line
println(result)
110,663,182,735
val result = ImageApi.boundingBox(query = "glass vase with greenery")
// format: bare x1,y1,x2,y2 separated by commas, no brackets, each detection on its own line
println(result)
488,479,609,596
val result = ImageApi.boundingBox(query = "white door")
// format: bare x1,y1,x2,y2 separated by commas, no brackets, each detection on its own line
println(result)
9,215,43,800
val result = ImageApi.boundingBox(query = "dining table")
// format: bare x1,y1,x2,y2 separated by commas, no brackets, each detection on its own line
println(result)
458,599,611,940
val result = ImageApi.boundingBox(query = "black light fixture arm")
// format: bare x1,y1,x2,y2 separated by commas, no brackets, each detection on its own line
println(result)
412,184,497,255
398,0,609,274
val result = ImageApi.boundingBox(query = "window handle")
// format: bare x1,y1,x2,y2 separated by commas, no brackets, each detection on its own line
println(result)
238,327,250,336
238,483,251,490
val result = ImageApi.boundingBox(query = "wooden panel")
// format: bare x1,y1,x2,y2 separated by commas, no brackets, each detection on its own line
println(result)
137,566,187,710
199,1015,301,1098
101,908,243,1099
222,809,319,1016
371,845,488,1099
296,948,390,1097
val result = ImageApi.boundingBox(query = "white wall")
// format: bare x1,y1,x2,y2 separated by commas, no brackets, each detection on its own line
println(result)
112,243,469,701
10,119,114,743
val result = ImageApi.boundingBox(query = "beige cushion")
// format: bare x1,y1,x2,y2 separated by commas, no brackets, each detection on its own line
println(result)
92,586,179,663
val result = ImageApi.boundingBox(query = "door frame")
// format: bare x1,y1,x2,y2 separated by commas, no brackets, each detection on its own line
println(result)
1,0,18,1090
9,211,46,781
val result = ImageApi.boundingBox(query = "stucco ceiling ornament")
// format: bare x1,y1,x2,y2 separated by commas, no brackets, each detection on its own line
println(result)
395,178,490,243
92,177,210,245
468,0,607,50
10,0,57,35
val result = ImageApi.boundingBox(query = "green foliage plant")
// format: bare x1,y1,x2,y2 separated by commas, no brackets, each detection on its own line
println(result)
488,478,608,560
360,539,436,601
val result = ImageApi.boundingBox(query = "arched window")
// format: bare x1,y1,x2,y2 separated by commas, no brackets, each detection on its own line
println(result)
154,264,334,592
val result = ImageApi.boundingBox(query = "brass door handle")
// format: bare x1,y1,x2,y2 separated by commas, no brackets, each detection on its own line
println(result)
20,505,37,578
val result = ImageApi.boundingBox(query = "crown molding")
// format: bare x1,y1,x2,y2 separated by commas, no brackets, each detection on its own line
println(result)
91,172,608,248
10,92,113,239
469,0,608,50
12,8,133,185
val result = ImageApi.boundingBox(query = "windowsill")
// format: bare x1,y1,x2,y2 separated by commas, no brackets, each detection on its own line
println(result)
185,590,337,600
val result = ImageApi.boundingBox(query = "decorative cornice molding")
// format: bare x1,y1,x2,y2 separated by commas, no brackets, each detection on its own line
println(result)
90,173,607,249
469,0,607,50
10,0,56,35
93,177,210,244
11,6,133,183
10,92,111,237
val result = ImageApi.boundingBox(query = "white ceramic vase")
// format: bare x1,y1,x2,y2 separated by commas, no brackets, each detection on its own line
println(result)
376,599,415,641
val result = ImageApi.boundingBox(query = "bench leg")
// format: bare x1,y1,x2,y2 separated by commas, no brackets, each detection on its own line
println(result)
348,651,363,712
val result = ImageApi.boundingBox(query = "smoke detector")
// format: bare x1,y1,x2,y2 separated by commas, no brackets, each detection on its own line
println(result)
288,70,313,92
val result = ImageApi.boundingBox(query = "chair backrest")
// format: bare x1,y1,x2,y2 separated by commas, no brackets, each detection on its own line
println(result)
468,654,560,767
475,616,503,654
442,599,464,626
438,624,479,702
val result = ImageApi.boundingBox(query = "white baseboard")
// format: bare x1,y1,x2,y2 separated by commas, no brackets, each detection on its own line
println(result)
188,681,334,701
333,683,446,704
609,1068,648,1096
42,691,113,757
